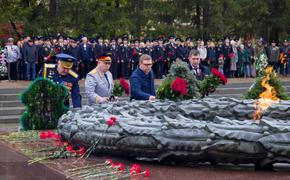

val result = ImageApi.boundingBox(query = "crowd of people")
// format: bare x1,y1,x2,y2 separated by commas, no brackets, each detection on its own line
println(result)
0,34,289,81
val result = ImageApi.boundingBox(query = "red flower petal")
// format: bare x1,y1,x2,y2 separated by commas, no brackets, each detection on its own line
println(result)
130,164,142,174
39,131,47,139
120,78,130,95
77,147,85,155
110,115,117,123
106,119,114,127
144,168,150,177
66,145,74,152
115,162,125,171
171,77,187,95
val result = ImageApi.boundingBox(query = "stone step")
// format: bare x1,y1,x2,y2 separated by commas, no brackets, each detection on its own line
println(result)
0,100,23,108
0,107,25,116
0,115,20,123
0,94,22,101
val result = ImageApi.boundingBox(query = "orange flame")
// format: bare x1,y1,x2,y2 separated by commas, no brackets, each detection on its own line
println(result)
253,67,279,120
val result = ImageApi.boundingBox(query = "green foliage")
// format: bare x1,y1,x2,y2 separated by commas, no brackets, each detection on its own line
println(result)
20,77,69,130
112,82,124,97
156,60,200,100
244,68,289,100
199,75,220,98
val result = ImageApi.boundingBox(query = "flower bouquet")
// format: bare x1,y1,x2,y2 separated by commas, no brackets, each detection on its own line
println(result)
67,159,150,179
157,60,200,100
199,68,227,98
28,130,85,164
0,50,7,80
45,47,60,62
113,77,130,96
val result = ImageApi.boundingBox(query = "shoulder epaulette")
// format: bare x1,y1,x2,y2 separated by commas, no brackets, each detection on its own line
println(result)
68,70,79,78
88,68,98,75
44,63,56,68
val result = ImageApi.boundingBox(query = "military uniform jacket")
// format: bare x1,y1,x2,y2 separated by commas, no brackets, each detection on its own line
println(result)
85,67,114,105
38,64,82,108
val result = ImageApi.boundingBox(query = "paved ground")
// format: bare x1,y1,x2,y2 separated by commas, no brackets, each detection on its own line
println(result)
0,140,69,180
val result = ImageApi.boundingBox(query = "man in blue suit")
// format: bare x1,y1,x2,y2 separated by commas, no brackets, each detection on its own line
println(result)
130,54,156,100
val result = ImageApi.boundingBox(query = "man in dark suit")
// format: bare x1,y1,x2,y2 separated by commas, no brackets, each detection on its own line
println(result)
130,54,156,100
78,36,93,79
188,49,210,81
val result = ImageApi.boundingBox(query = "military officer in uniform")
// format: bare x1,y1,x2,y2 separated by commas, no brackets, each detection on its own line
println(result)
85,53,114,105
38,53,82,108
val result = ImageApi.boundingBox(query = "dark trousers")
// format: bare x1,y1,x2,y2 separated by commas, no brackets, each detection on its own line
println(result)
80,61,90,79
121,62,130,79
156,61,164,79
25,62,36,80
7,61,18,80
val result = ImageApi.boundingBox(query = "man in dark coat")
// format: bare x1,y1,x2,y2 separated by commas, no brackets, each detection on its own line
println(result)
188,49,210,81
130,54,156,100
78,36,93,79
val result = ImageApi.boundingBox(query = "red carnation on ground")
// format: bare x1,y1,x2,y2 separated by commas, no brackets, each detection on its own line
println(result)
211,68,227,85
106,119,114,127
39,131,48,139
130,164,142,175
144,168,150,177
120,78,130,95
66,145,74,152
171,77,187,95
114,162,125,171
76,147,85,155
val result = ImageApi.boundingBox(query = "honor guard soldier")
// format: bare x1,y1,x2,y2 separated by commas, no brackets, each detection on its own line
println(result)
85,53,114,105
38,53,82,108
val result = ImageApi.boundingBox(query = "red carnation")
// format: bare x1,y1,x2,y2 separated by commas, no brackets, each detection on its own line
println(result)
211,68,227,85
76,147,85,155
130,164,142,175
66,145,74,152
51,134,61,140
144,168,150,177
120,78,130,95
110,115,117,123
114,162,125,171
39,131,47,139
171,77,187,95
106,119,114,127
229,53,234,59
219,54,224,59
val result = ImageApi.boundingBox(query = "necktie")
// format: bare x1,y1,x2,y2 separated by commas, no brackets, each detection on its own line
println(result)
104,74,110,89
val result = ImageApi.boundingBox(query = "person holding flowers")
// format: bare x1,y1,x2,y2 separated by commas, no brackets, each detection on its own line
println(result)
188,49,210,80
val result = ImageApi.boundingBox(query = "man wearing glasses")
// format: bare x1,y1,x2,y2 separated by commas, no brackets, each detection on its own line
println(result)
85,52,114,105
188,49,210,80
130,54,156,100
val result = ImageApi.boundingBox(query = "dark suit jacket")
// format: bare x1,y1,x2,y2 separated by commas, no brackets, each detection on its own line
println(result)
188,64,210,81
130,67,156,100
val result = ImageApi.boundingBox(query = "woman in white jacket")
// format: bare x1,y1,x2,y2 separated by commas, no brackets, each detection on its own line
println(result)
197,41,207,66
